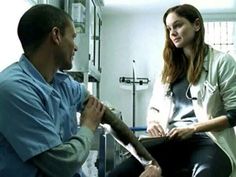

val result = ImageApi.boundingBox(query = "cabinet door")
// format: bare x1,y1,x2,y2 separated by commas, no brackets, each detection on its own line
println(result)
95,9,102,72
89,0,96,65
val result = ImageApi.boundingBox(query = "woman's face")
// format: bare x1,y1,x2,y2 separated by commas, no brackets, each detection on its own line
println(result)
165,12,199,49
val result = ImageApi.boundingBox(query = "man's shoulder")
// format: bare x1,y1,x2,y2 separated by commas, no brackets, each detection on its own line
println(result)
55,71,72,83
0,64,24,86
54,71,83,89
0,65,38,97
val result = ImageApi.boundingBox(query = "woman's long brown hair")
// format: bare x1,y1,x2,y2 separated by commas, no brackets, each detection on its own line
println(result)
162,4,208,85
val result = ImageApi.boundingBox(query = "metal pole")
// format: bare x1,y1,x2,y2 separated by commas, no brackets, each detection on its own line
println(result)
132,60,136,131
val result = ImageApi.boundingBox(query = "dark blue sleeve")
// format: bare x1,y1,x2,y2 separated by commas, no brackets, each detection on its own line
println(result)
226,110,236,127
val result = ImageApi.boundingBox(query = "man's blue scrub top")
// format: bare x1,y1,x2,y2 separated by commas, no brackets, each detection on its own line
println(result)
0,55,87,177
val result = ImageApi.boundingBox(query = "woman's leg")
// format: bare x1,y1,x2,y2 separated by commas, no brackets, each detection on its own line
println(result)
106,155,144,177
189,135,232,177
106,139,179,177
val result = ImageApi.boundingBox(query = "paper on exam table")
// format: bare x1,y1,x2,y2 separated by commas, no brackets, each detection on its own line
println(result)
101,124,152,167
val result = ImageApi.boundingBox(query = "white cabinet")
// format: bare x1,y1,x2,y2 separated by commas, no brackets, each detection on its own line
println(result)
65,0,103,97
40,0,103,96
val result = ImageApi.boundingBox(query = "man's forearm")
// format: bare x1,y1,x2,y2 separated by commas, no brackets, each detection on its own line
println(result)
32,126,94,177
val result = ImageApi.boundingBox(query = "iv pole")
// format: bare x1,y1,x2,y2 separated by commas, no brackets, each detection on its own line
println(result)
119,60,150,133
132,60,136,130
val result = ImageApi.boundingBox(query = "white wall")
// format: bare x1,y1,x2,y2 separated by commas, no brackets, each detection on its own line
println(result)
100,12,165,127
0,1,33,71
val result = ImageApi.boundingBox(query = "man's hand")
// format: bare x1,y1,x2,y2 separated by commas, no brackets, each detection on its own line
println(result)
139,165,162,177
80,96,105,132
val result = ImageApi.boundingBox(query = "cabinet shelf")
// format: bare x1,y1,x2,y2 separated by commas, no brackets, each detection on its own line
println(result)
67,65,101,82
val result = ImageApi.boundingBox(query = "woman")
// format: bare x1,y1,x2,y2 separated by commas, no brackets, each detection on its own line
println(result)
108,4,236,177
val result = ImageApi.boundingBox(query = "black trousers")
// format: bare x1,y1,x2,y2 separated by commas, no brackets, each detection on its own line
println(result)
107,133,232,177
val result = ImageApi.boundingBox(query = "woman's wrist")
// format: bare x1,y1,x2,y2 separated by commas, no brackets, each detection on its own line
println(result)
190,124,198,134
145,160,160,169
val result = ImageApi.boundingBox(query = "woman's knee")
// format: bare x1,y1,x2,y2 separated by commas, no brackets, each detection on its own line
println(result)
106,156,144,177
192,163,231,177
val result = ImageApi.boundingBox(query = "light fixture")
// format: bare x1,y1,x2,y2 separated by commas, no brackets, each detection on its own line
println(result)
103,0,160,7
180,0,235,9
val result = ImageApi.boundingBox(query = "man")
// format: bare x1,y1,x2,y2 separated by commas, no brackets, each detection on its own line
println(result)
0,4,105,177
0,4,161,177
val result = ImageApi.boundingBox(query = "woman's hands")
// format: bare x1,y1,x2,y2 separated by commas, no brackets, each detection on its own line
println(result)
147,121,196,140
139,164,162,177
166,125,196,140
80,96,105,132
147,121,166,137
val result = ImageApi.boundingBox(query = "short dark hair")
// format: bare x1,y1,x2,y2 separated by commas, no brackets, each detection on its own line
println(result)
17,4,72,53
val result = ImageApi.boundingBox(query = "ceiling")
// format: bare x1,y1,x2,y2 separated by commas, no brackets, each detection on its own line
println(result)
102,0,236,14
